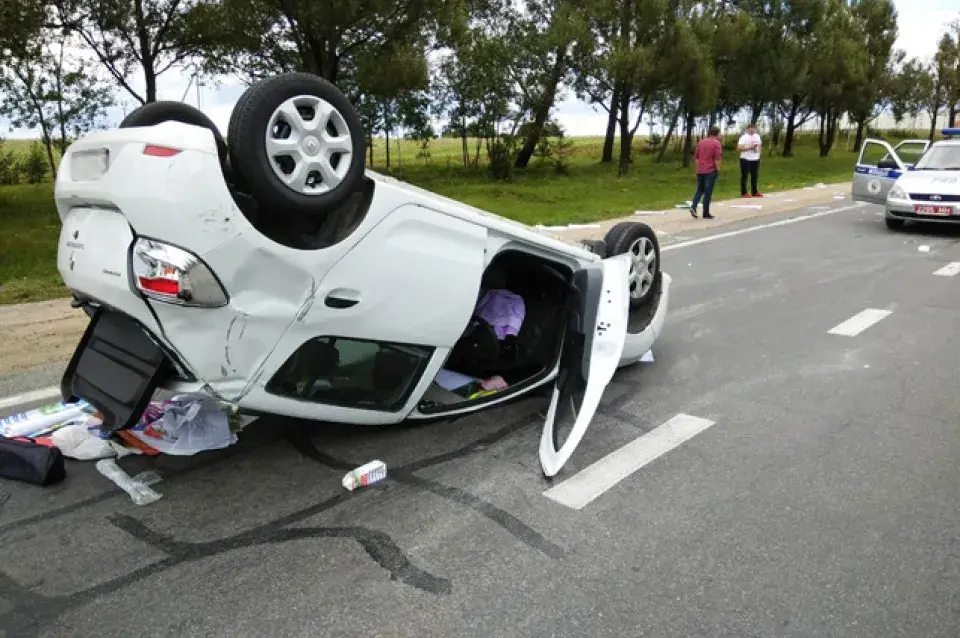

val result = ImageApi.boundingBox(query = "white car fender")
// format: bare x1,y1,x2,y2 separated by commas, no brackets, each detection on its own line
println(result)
618,272,671,368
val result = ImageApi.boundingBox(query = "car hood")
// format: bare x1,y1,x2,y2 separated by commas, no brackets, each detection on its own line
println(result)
897,170,960,195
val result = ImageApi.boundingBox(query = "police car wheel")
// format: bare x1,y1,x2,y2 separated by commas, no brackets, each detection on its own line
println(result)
885,217,905,230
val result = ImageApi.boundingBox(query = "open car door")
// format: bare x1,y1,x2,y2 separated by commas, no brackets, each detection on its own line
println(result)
893,139,931,168
539,254,630,477
853,139,906,205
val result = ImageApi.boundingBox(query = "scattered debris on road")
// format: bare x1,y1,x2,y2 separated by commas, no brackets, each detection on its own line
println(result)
342,460,388,491
919,245,931,253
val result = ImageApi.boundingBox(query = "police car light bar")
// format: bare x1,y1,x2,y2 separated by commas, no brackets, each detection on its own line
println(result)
943,128,960,139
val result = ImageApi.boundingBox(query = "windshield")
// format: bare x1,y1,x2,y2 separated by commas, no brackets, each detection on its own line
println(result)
913,145,960,170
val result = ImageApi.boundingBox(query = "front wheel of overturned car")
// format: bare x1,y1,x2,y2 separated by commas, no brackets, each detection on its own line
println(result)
228,72,366,217
603,221,661,310
885,216,905,230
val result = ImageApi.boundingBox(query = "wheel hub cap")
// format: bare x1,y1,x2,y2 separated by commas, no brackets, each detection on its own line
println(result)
627,236,657,300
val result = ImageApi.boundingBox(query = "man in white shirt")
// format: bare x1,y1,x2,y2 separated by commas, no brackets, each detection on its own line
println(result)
737,122,763,198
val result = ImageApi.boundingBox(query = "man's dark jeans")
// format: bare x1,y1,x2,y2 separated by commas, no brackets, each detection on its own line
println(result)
693,170,719,215
740,158,760,195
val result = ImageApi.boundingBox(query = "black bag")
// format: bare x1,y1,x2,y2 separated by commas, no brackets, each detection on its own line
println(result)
0,437,67,486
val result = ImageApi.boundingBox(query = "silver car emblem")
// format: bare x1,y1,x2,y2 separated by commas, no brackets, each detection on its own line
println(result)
930,194,942,201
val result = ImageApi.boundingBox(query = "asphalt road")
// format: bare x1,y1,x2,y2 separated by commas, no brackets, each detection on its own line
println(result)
2,200,959,637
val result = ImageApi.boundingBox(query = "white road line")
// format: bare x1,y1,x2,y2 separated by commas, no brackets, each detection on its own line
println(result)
662,203,865,252
0,386,61,411
933,262,960,277
542,413,716,510
827,309,892,337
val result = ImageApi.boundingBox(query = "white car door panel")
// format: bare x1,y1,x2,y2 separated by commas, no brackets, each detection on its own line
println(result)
539,255,630,477
852,139,904,205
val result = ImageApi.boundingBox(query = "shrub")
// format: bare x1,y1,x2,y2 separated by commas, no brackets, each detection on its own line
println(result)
19,142,49,184
0,139,19,185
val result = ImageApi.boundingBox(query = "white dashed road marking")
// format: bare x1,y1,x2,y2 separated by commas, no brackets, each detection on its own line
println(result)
828,309,892,337
543,413,717,510
933,262,960,277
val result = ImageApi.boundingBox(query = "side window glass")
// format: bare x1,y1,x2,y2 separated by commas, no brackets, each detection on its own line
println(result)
266,336,434,412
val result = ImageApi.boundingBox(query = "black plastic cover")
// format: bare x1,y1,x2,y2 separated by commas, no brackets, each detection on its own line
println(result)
61,308,167,434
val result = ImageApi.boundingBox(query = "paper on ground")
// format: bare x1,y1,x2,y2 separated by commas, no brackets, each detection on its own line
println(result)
567,223,601,230
729,204,763,210
919,245,931,252
641,349,654,363
634,210,668,216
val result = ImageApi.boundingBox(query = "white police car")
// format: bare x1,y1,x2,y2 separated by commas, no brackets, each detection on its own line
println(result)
852,128,960,230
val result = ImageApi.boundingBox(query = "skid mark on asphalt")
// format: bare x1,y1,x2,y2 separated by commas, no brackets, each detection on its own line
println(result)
543,414,717,510
828,308,892,337
0,410,558,635
286,415,565,560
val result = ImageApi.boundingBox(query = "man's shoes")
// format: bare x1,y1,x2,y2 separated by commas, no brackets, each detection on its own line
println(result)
753,193,763,198
703,213,715,219
742,193,751,198
689,207,698,218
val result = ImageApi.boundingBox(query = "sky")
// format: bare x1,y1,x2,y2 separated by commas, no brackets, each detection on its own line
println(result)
2,0,957,139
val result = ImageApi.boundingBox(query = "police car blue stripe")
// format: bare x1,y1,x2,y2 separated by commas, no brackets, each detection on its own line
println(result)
855,165,902,179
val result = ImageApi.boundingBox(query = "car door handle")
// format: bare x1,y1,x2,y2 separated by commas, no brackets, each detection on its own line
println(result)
325,296,358,309
324,288,361,309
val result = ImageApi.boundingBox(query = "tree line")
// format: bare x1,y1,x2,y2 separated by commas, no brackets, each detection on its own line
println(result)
1,0,959,181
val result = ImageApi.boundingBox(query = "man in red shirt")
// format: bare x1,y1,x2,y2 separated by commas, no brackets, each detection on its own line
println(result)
690,125,723,219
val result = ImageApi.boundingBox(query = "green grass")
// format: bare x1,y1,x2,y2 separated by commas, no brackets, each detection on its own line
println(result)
0,131,871,305
0,183,67,304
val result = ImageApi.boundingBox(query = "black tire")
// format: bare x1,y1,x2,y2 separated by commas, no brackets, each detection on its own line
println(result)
227,72,366,217
580,239,607,257
119,101,228,166
885,217,905,230
603,221,661,310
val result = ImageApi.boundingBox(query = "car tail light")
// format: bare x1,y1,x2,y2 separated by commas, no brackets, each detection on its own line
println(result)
70,149,110,181
143,145,181,157
131,238,227,307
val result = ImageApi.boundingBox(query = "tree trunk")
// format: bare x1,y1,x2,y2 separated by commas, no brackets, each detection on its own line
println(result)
783,100,800,158
460,115,468,166
950,104,957,128
617,87,632,176
385,131,391,168
656,106,681,163
515,49,567,168
853,119,866,153
367,137,373,166
928,103,941,142
602,84,620,163
681,110,695,168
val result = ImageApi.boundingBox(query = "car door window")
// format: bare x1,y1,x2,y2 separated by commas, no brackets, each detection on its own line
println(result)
893,139,931,167
539,256,630,477
265,336,434,412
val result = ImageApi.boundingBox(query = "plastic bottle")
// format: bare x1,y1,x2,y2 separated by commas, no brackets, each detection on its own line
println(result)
0,401,92,439
342,460,387,491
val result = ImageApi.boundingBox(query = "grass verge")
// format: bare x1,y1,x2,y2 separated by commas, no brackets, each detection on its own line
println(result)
1,133,856,305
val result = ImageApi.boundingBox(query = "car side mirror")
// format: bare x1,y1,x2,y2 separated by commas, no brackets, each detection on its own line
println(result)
877,158,900,170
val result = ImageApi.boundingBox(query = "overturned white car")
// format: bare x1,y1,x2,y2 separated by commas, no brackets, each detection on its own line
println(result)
54,73,671,477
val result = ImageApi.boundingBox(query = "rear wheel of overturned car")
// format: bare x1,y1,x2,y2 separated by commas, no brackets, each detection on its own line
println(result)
604,221,661,310
119,101,229,167
885,217,905,230
228,72,366,217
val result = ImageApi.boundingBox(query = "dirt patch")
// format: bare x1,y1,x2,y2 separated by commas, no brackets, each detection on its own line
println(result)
0,299,87,374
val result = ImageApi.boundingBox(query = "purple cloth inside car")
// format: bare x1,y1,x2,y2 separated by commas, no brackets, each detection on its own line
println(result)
475,289,526,340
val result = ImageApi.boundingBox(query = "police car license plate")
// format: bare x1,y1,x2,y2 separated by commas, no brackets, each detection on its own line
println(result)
914,204,954,216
